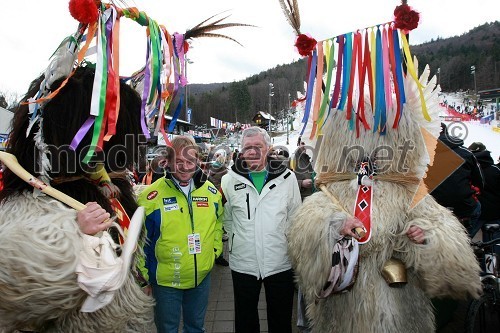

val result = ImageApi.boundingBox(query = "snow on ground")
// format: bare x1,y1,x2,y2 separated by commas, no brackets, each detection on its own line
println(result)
439,92,500,161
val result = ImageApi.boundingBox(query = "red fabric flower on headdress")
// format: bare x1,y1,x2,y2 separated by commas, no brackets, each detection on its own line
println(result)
69,0,99,24
393,4,420,32
295,34,317,57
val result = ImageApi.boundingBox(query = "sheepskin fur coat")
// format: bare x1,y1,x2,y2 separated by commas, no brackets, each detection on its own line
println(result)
287,60,481,333
0,193,153,333
0,66,154,332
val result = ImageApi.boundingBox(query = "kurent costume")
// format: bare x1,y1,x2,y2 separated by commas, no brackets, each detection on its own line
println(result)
0,1,248,332
0,63,154,333
138,170,224,288
279,1,482,332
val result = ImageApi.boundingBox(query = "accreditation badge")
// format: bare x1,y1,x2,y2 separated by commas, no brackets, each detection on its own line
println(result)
187,233,202,254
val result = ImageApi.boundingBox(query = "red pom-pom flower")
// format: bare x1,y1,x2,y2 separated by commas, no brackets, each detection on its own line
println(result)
295,34,317,57
69,0,99,24
393,4,420,32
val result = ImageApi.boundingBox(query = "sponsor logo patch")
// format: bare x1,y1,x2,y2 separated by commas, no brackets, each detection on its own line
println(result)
192,196,208,202
164,204,180,212
196,202,209,207
163,197,177,205
234,183,246,191
207,186,218,194
147,191,158,200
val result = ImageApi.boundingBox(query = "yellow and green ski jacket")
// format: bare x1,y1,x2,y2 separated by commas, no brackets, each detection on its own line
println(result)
138,170,223,289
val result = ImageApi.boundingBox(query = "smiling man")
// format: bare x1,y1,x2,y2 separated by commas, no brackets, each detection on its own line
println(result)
138,136,223,333
221,126,302,333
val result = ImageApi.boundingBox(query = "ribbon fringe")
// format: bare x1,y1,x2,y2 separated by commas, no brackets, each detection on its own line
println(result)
29,3,197,164
301,24,428,138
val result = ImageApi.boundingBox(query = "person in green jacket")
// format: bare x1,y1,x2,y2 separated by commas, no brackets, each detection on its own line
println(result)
138,136,224,333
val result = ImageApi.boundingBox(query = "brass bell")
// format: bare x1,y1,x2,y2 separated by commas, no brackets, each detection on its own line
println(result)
382,258,407,287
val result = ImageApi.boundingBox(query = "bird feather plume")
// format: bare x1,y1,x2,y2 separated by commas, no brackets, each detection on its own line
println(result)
278,0,301,35
184,12,255,45
187,32,244,47
189,11,231,31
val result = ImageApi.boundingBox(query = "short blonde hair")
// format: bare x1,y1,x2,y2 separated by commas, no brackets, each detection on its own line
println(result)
171,136,199,159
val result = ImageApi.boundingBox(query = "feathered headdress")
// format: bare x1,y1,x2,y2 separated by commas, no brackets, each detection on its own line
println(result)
279,1,439,207
25,0,252,171
279,0,426,140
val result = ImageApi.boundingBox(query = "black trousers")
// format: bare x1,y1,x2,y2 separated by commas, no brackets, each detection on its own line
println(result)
231,269,295,333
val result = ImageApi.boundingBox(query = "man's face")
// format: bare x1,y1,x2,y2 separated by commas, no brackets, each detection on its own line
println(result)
170,147,198,182
241,134,268,171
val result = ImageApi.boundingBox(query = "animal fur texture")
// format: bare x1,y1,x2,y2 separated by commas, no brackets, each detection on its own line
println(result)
287,58,481,333
0,193,154,333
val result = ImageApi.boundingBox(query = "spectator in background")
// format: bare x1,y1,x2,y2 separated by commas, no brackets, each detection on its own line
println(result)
141,154,168,185
208,154,228,190
221,127,302,333
293,141,315,201
273,148,290,169
231,149,239,165
426,123,484,237
468,142,500,255
208,154,230,266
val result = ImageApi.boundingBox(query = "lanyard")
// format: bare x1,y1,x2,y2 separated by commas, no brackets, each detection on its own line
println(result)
173,178,195,232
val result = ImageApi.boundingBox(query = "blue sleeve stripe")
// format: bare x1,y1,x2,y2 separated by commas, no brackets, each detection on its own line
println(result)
214,202,219,219
144,208,161,285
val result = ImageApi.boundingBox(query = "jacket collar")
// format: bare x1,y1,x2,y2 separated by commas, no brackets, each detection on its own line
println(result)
165,167,208,190
231,155,288,184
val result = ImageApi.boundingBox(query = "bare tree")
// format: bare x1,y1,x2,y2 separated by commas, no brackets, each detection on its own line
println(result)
0,90,20,110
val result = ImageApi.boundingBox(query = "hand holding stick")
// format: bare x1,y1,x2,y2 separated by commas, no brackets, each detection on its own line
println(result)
0,151,118,236
318,184,366,239
0,151,86,210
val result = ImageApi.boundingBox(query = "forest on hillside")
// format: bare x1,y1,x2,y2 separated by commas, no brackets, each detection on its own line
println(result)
412,21,500,93
187,59,307,126
187,21,500,126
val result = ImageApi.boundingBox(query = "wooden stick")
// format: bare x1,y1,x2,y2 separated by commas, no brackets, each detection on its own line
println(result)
0,151,86,211
318,184,366,238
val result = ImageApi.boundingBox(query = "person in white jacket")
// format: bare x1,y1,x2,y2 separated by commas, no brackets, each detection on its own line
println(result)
221,126,302,333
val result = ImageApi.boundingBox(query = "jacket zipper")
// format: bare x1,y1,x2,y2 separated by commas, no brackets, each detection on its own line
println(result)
176,181,198,287
187,192,198,287
229,233,235,253
246,193,250,219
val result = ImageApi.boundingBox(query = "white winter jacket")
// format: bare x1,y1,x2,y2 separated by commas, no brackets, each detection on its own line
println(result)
221,158,302,279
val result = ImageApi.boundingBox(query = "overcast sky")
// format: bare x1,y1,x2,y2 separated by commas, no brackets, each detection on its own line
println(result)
1,0,499,97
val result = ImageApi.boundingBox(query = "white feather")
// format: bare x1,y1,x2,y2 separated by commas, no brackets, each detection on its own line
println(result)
43,38,78,91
